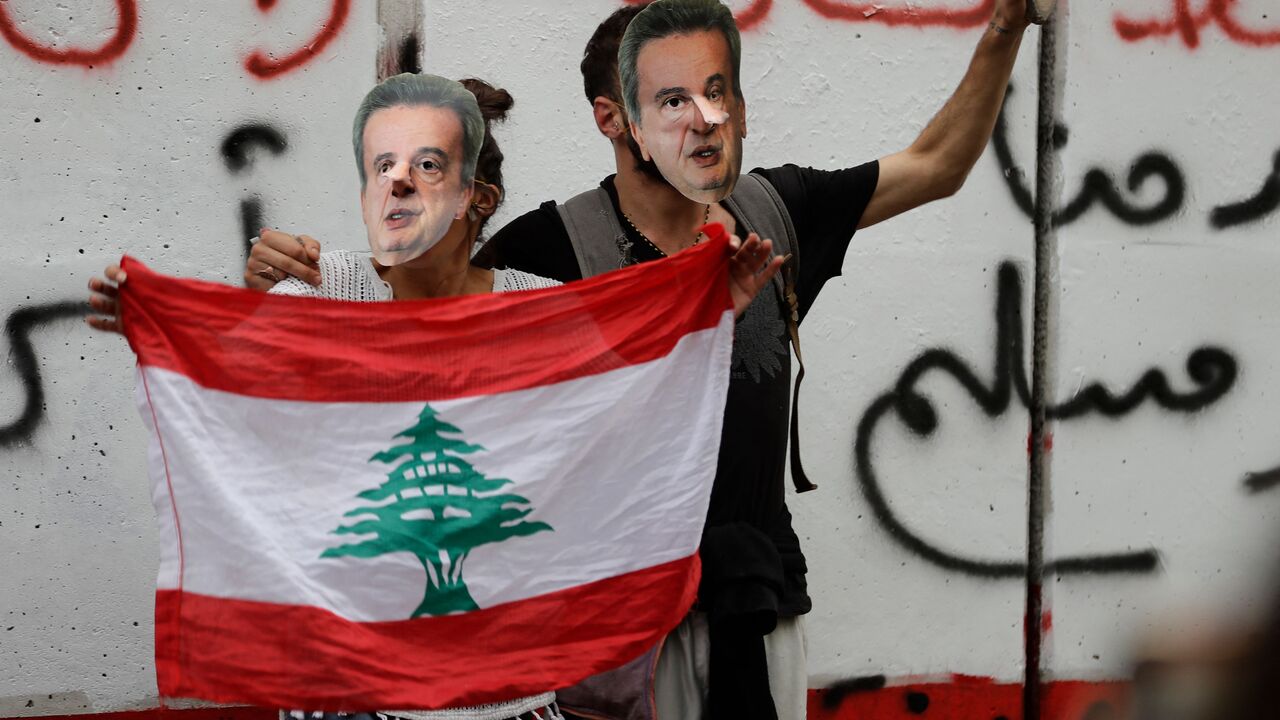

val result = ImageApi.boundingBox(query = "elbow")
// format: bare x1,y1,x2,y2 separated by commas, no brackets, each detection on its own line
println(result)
908,147,970,202
921,171,965,204
934,165,970,200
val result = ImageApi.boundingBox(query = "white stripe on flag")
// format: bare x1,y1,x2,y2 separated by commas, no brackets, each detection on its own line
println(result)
139,316,732,622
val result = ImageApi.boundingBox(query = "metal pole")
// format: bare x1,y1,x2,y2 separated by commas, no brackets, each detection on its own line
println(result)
1024,5,1064,719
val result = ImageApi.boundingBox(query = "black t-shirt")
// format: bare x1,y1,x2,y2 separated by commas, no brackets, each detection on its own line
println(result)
484,162,880,615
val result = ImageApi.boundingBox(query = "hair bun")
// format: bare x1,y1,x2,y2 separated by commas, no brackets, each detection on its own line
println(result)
460,78,514,123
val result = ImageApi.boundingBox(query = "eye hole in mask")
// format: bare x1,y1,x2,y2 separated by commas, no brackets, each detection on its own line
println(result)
660,91,730,125
374,156,445,186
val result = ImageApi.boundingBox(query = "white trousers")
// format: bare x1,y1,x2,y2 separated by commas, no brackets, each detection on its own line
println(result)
653,614,807,720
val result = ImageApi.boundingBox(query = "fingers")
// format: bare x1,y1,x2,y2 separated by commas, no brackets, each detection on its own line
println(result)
756,253,785,288
246,229,321,288
86,265,125,335
296,235,321,262
244,266,277,292
87,290,118,315
259,228,315,261
88,275,119,298
729,233,776,273
84,314,121,334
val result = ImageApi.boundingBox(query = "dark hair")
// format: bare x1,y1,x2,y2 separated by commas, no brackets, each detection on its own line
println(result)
618,0,743,126
460,77,514,209
581,3,651,106
352,73,483,188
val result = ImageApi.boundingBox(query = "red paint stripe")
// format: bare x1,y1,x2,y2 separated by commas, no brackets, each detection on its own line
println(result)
119,234,731,403
809,679,1130,719
798,0,993,28
154,555,700,710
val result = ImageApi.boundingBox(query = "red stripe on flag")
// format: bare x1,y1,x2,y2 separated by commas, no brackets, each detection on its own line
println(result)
155,554,700,710
119,236,731,403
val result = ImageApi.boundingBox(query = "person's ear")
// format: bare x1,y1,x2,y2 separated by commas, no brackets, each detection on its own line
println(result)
739,96,748,139
470,181,501,220
592,96,630,141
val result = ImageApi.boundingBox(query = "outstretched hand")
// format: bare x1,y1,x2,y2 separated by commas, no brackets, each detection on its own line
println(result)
727,232,785,319
87,264,127,334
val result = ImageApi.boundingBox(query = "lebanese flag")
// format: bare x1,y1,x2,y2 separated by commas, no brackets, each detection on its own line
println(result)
118,231,736,711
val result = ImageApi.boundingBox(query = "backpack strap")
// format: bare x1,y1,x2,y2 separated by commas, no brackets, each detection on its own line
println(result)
723,173,816,493
555,187,633,278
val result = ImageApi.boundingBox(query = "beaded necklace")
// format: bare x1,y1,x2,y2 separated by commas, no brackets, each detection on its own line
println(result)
621,204,711,258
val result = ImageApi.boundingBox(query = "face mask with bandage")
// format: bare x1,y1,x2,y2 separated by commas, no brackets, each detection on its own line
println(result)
359,105,473,267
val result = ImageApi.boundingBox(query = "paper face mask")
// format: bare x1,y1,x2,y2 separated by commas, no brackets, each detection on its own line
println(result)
360,105,472,266
631,30,746,205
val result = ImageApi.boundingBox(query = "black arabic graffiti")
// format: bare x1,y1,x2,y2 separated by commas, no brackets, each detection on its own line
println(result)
993,85,1280,231
220,123,288,257
1211,149,1280,230
1,301,88,447
820,675,888,711
853,261,1238,578
1244,467,1280,495
992,84,1186,227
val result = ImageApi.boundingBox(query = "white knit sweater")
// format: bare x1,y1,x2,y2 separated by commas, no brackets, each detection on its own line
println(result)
272,250,559,720
271,249,560,300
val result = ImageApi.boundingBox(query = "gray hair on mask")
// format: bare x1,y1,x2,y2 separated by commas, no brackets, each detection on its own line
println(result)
352,73,483,188
617,0,743,127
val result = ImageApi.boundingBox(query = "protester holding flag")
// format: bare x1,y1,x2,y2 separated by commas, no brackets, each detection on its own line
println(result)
87,72,783,719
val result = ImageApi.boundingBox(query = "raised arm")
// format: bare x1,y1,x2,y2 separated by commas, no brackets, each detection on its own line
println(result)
859,0,1032,230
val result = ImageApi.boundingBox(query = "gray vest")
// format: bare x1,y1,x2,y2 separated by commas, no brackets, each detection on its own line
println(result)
553,172,816,494
555,172,793,289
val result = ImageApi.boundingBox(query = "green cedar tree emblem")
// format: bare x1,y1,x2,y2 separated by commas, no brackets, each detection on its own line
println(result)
321,404,552,617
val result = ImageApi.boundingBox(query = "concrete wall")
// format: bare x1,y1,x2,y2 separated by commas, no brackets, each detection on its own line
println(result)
3,1,1278,717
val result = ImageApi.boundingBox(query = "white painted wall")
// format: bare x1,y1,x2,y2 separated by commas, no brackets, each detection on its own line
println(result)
1048,0,1280,684
2,0,1277,714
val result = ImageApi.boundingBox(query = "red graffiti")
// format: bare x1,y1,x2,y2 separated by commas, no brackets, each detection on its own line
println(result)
1115,0,1280,48
623,0,774,31
798,0,993,28
735,0,775,31
0,0,137,67
244,0,352,80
